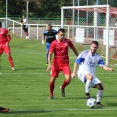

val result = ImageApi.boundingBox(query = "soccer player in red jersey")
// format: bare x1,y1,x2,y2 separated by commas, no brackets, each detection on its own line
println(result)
0,22,15,71
47,28,78,99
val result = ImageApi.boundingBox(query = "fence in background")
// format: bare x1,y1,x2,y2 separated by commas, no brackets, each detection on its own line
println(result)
0,18,73,40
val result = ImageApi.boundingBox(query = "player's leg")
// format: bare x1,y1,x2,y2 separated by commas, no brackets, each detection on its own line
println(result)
49,76,56,99
25,28,29,39
49,65,59,99
91,77,104,106
95,83,104,106
85,73,93,99
4,46,15,70
0,47,4,69
60,66,71,97
46,43,51,65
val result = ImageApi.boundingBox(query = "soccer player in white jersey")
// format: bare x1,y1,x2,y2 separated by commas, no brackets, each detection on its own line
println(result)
71,41,114,106
21,16,29,39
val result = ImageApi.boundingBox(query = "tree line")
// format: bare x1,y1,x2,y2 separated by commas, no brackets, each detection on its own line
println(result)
0,0,117,18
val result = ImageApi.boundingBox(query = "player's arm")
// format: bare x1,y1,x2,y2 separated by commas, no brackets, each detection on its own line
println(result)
7,33,11,42
47,52,53,71
102,65,114,71
71,46,78,57
98,59,114,71
71,62,78,78
42,34,45,45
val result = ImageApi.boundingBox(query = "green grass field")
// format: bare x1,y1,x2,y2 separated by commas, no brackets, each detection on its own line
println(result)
0,34,117,117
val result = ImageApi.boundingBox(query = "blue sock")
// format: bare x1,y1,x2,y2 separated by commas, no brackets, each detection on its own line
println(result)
46,53,48,64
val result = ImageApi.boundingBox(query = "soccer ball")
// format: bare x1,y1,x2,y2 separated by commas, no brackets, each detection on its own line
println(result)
87,98,96,108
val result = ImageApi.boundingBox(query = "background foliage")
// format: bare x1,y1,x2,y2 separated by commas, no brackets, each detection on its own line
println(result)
0,0,117,17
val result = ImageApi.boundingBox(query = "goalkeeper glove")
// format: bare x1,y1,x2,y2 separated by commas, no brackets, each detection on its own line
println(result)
42,40,45,45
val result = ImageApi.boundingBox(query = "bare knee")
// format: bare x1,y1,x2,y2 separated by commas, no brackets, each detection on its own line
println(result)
86,73,93,80
50,76,56,83
64,74,71,82
95,83,104,90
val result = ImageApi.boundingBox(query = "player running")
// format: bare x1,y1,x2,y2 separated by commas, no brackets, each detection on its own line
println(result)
0,22,15,71
42,24,57,65
47,28,78,99
71,41,114,106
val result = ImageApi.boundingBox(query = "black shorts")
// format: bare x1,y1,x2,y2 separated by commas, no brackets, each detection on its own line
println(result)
22,25,28,32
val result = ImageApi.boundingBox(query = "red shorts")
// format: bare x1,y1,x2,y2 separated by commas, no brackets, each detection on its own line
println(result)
50,64,71,77
0,45,10,55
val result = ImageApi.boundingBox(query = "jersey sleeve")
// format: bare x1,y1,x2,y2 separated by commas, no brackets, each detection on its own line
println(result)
7,35,11,42
98,56,105,67
44,30,47,36
75,51,87,64
53,29,57,34
0,28,8,35
67,39,74,49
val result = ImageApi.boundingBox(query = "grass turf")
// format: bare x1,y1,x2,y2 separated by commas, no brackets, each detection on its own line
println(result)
0,34,117,117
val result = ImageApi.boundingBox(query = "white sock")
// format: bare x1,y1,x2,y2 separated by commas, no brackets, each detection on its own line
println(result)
85,80,91,93
96,90,103,102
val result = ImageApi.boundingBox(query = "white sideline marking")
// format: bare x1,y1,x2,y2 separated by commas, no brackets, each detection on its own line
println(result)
0,72,117,75
64,108,117,111
10,108,117,112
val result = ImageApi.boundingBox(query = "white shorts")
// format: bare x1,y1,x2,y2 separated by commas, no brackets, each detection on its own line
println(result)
77,73,101,88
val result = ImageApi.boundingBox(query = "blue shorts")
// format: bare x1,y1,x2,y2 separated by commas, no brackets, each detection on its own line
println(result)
46,43,51,51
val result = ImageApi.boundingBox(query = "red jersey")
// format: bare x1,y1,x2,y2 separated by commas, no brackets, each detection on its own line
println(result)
0,28,9,45
49,38,74,66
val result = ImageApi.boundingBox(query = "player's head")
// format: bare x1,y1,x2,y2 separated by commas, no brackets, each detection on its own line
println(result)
57,28,65,41
0,22,2,27
90,41,99,54
47,24,52,31
22,15,26,19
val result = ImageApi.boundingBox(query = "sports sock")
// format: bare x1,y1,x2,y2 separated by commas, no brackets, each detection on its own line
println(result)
46,53,48,64
49,82,54,96
96,90,103,102
85,80,91,93
61,80,70,89
8,56,14,67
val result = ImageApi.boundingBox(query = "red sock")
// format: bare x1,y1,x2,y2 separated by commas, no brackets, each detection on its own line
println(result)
49,82,54,96
61,80,70,89
8,56,14,67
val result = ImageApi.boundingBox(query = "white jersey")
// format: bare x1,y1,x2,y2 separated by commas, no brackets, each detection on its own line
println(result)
76,50,105,76
23,18,28,28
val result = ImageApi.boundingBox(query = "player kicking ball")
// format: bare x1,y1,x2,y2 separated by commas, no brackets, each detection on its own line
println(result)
0,22,15,71
71,41,114,106
47,28,78,99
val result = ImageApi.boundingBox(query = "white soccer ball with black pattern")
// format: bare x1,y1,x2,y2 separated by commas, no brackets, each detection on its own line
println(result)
87,98,96,108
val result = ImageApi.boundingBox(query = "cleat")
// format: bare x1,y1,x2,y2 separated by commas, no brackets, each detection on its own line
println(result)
45,62,48,65
85,93,90,99
48,95,53,100
25,36,29,39
60,86,65,97
86,95,90,99
12,67,15,71
96,102,103,107
0,107,9,113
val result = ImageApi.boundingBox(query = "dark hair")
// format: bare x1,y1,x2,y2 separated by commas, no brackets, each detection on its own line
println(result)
47,24,52,27
58,28,65,33
91,41,99,46
0,22,2,27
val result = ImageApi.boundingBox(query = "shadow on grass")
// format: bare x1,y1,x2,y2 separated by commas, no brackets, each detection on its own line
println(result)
7,109,51,114
106,103,117,106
